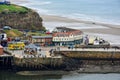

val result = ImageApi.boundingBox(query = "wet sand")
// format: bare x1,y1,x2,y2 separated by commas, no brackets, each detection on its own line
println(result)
41,14,120,35
41,14,120,28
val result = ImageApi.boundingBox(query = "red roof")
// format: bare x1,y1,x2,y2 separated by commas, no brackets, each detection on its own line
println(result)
53,30,83,37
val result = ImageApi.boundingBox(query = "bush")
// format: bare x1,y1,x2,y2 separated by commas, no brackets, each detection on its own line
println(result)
19,11,28,14
1,11,6,14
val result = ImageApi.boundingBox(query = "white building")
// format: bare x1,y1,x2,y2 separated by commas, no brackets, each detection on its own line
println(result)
52,27,83,46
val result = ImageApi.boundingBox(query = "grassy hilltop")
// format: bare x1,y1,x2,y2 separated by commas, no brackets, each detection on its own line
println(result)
0,4,45,31
0,4,29,13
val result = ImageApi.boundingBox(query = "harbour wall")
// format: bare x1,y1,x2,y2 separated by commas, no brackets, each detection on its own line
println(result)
12,57,64,71
0,56,13,70
1,50,120,73
0,50,64,71
56,51,120,59
54,50,120,73
0,56,64,71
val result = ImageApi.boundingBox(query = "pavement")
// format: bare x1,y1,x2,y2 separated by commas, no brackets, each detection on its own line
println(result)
59,47,120,52
5,46,120,58
7,47,61,58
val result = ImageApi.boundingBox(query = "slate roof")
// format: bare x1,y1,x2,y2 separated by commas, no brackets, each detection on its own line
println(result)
25,43,38,49
32,36,52,39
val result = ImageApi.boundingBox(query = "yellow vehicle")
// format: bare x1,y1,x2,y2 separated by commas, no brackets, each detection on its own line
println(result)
8,42,25,50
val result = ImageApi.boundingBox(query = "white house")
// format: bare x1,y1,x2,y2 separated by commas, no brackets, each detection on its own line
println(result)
52,27,83,46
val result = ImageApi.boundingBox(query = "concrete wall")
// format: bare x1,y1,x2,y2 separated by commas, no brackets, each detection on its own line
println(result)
54,51,120,73
13,57,64,70
57,51,120,59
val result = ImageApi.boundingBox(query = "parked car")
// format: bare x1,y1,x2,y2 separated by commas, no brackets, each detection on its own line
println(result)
3,26,12,30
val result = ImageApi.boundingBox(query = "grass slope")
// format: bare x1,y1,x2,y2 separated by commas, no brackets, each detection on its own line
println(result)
28,31,48,36
4,29,23,37
0,4,29,13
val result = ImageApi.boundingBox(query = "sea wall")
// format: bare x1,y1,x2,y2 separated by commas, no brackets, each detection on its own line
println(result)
1,50,120,73
57,51,120,59
77,60,120,73
54,51,120,73
13,57,64,71
0,56,13,70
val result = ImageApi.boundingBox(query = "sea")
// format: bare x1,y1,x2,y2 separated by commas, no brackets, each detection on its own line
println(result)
0,71,120,80
1,0,120,80
14,0,120,25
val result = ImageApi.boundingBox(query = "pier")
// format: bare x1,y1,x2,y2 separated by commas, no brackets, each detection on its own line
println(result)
53,47,120,72
2,48,63,71
55,47,120,59
59,47,120,51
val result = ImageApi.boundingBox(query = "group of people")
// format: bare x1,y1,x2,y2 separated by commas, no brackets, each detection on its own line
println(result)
24,48,37,55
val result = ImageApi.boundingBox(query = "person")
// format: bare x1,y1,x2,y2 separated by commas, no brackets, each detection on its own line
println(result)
57,47,60,51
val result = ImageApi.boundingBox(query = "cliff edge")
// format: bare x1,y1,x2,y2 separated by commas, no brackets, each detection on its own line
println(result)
0,4,45,31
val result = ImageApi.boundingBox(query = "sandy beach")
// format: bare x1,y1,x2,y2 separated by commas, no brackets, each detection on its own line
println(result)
41,14,120,28
41,14,120,34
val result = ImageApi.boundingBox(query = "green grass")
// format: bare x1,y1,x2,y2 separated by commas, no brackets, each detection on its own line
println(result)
4,29,23,37
0,4,29,13
12,29,23,36
28,31,48,36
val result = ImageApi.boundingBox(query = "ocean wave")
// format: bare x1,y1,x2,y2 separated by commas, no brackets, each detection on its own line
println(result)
39,1,52,5
21,1,52,13
16,1,52,7
37,11,120,25
60,13,120,25
26,1,52,6
16,4,50,14
34,8,49,14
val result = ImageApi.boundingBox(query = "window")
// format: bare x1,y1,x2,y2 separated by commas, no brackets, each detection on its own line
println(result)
59,38,61,40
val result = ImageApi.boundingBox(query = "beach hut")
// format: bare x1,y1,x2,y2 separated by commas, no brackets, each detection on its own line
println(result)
0,45,3,55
